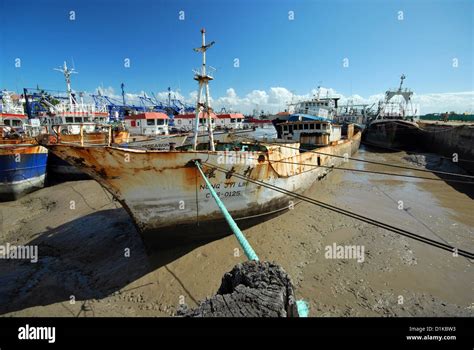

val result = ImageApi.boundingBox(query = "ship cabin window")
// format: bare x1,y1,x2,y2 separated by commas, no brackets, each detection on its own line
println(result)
74,117,82,123
9,120,19,127
230,118,236,123
189,120,192,124
147,119,155,126
156,119,165,125
283,125,288,131
316,123,321,130
304,124,309,130
289,125,293,133
323,123,327,130
309,123,315,129
3,119,10,126
66,117,74,123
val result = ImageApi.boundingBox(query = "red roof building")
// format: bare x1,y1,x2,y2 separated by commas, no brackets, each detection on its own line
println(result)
124,112,169,120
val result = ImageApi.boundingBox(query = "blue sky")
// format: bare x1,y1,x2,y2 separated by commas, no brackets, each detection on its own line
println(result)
1,0,473,113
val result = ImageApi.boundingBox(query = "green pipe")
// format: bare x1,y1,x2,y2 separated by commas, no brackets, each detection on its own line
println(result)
196,161,310,316
195,161,259,261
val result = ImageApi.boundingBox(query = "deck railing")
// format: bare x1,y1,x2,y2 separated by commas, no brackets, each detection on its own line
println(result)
52,123,113,146
193,66,216,80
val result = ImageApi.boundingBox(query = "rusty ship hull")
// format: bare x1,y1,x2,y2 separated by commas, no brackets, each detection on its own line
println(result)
46,131,361,236
46,130,130,178
362,119,420,150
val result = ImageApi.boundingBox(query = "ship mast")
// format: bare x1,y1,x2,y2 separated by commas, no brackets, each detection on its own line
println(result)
54,61,77,109
121,83,126,106
192,28,216,151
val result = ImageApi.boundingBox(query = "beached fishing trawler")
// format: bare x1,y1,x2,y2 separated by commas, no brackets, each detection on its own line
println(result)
363,75,420,149
0,129,48,202
0,93,48,201
31,62,129,177
44,29,361,238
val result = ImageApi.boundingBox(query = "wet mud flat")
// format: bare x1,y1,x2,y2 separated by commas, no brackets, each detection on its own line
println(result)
0,146,473,317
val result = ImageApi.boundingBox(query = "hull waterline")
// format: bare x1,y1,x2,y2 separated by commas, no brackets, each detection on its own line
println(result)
362,119,420,150
0,144,48,201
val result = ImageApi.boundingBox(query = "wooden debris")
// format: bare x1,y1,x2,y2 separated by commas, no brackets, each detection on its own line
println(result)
177,261,300,317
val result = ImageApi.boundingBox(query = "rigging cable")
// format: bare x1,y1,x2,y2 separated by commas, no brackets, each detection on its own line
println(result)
200,162,474,260
214,153,474,185
235,135,474,179
361,140,474,164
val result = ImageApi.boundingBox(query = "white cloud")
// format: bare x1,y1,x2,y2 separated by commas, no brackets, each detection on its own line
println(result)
245,90,269,106
215,88,239,107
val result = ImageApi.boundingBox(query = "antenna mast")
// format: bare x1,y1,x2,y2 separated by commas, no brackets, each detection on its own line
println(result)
121,83,126,105
399,74,406,91
192,28,216,151
54,61,77,108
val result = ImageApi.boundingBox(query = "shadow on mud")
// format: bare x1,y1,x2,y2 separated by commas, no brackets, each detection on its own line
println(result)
0,208,229,315
0,206,283,315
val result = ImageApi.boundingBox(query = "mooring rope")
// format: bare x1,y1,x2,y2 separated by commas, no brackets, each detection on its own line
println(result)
207,153,474,185
235,135,474,179
201,162,474,260
194,160,309,317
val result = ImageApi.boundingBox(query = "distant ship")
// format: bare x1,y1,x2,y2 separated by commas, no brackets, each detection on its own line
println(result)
28,62,128,178
271,87,339,138
363,75,420,150
334,100,375,129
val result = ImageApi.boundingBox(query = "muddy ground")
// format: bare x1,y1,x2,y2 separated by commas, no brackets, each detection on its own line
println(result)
0,146,473,316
